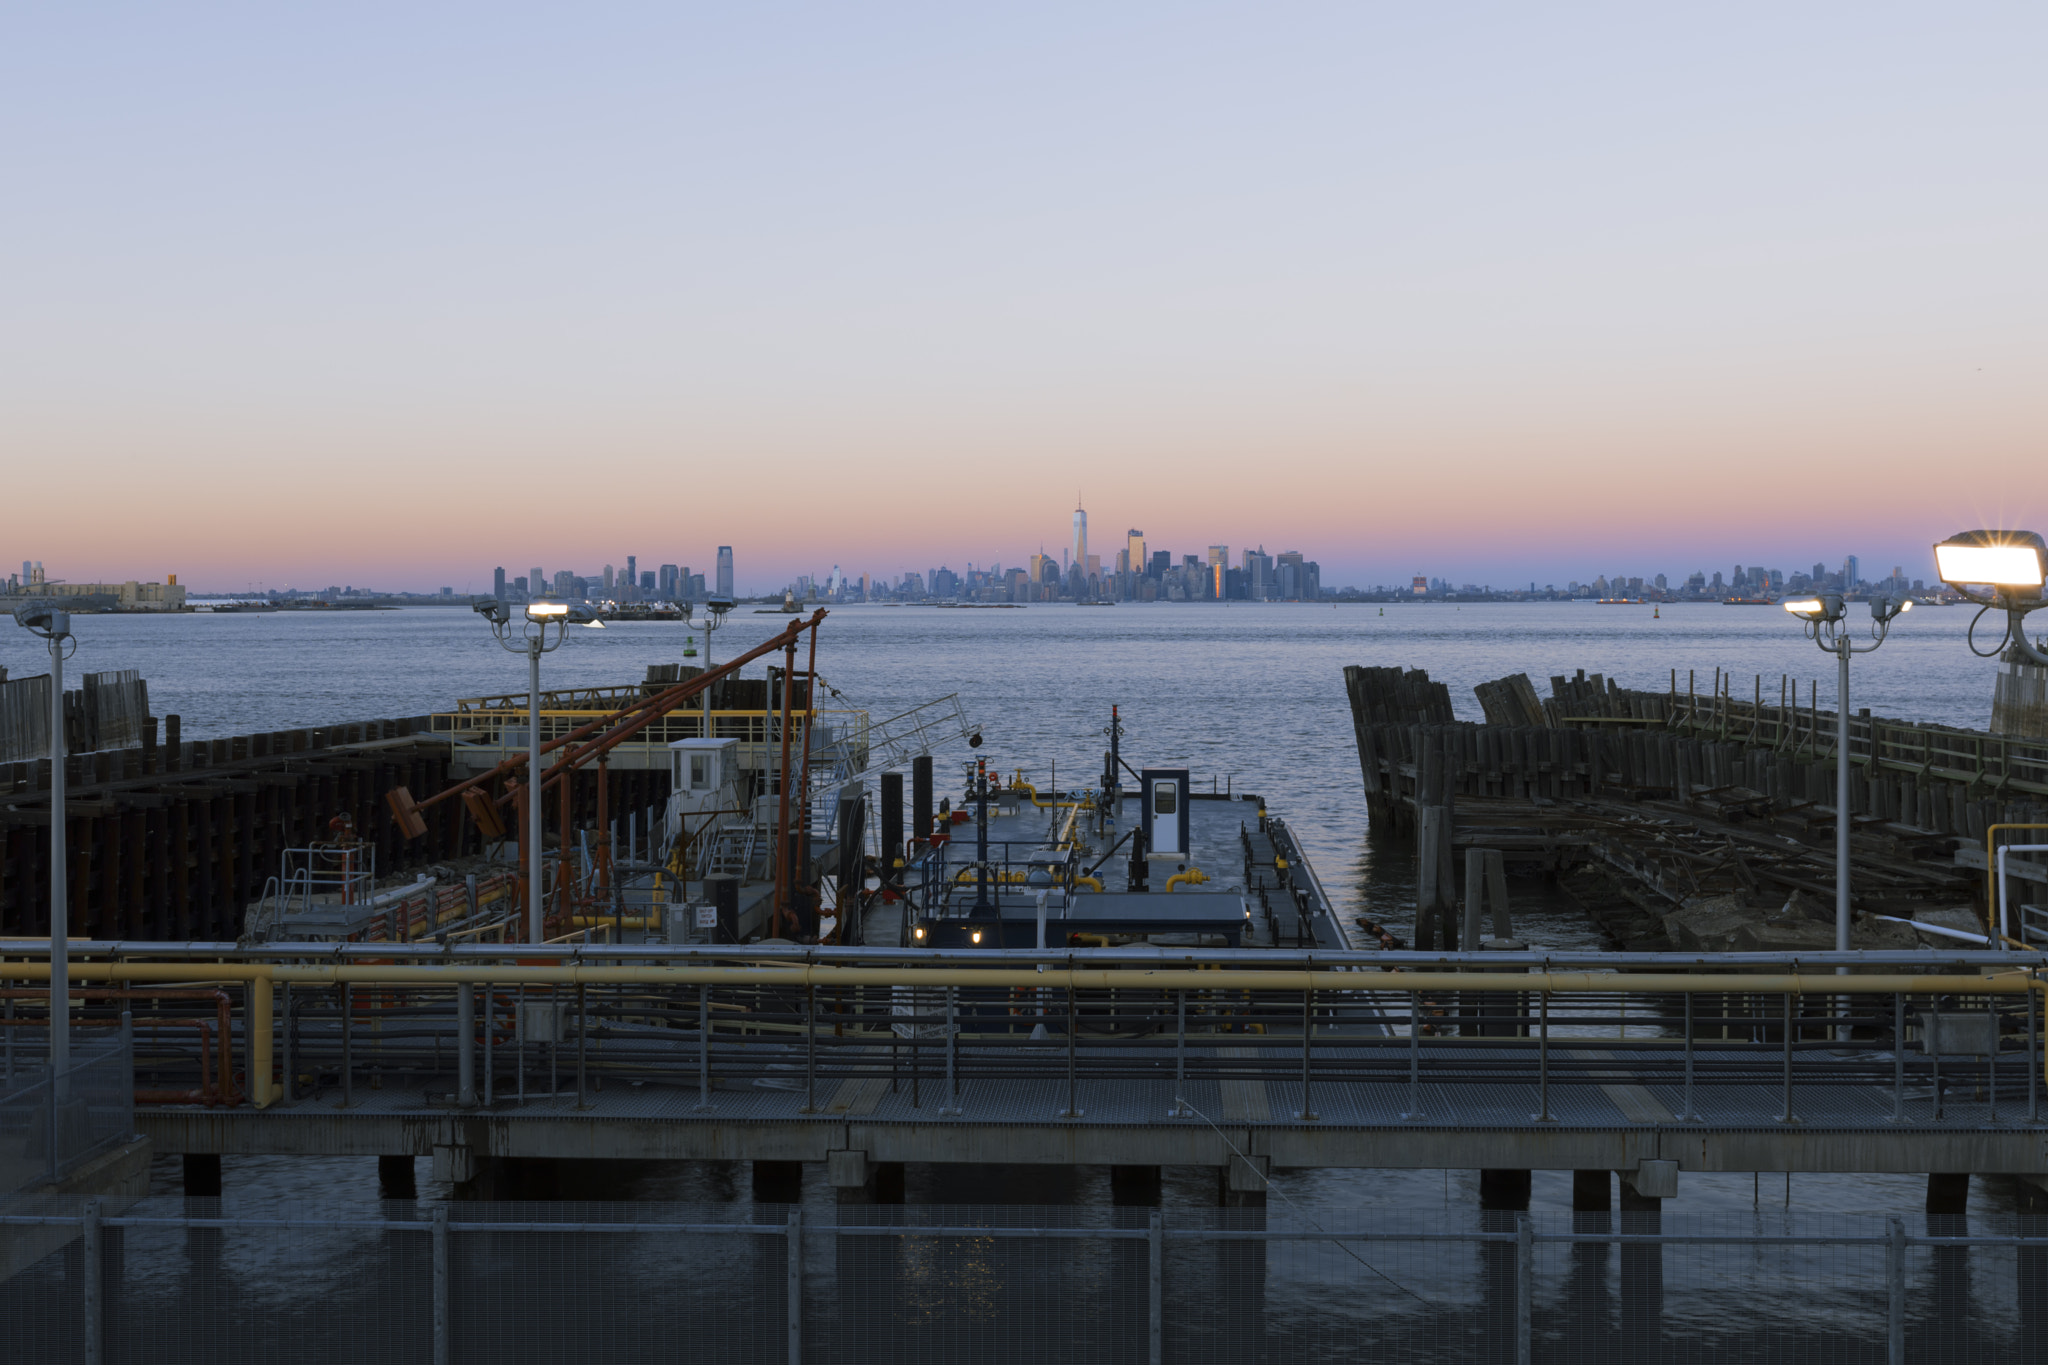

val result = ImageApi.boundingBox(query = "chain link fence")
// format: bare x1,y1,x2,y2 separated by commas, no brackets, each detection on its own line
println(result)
1,1198,2044,1363
0,1033,133,1194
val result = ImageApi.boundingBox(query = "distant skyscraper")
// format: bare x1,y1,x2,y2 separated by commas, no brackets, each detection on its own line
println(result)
658,564,679,599
716,546,734,597
530,566,545,597
1072,496,1088,574
626,555,637,589
1126,529,1145,577
1842,555,1860,588
492,566,506,602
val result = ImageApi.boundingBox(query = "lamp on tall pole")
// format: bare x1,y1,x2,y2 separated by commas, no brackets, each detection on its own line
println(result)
13,602,74,1075
1781,591,1911,956
1933,529,2048,947
474,597,602,942
685,594,738,738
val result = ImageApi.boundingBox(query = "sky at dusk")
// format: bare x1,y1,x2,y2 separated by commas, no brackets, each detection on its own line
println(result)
3,4,2043,593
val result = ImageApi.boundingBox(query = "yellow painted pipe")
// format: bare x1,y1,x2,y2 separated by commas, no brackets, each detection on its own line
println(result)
1165,868,1209,893
1072,875,1104,892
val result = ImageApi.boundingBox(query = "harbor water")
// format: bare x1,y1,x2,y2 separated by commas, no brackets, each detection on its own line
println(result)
0,602,2030,1229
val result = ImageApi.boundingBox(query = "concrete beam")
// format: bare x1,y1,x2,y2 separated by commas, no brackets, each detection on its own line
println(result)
133,1112,2048,1176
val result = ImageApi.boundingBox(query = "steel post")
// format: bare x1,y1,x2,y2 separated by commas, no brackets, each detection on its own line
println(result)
1148,1209,1164,1365
81,1198,102,1365
690,984,712,1112
432,1204,451,1365
1886,1216,1906,1365
528,640,544,943
457,984,475,1109
1294,986,1317,1121
49,628,67,1079
1514,1212,1533,1365
786,1208,803,1365
941,987,961,1116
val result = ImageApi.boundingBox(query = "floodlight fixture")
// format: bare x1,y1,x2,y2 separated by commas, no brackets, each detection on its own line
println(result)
1934,530,2047,593
526,601,571,619
1933,529,2048,667
1780,596,1841,623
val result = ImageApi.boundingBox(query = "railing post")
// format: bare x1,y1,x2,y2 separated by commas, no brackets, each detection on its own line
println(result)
456,984,475,1109
1148,1208,1164,1365
1533,991,1551,1123
340,983,354,1110
1682,991,1696,1120
1886,1215,1906,1365
941,987,962,1117
1514,1212,1533,1365
801,982,817,1115
1777,991,1796,1124
1295,985,1318,1121
1060,982,1083,1119
1893,993,1906,1124
695,984,713,1113
82,1197,102,1365
1402,991,1425,1120
482,986,494,1107
1168,990,1191,1118
2029,971,2039,1124
575,983,588,1111
786,1208,803,1365
281,985,294,1103
432,1203,450,1365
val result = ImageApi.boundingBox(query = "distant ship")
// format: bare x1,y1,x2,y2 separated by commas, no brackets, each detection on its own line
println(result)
1722,597,1775,605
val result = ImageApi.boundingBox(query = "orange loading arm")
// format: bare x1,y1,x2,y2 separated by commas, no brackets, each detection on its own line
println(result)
385,610,828,840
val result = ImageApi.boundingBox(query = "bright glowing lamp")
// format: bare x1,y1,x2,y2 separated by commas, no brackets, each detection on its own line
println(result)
1934,531,2047,590
526,601,570,619
1781,595,1842,622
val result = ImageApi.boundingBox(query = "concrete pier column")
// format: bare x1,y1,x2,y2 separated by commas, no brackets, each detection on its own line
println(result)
378,1155,417,1201
1926,1172,1970,1217
1112,1168,1163,1359
1564,1171,1614,1359
1928,1173,1971,1345
1572,1170,1613,1224
181,1153,222,1197
1111,1165,1162,1208
753,1159,805,1205
182,1153,223,1279
2020,1177,2048,1340
828,1151,903,1206
1478,1169,1531,1211
1216,1168,1267,1361
1618,1175,1664,1359
1477,1171,1528,1365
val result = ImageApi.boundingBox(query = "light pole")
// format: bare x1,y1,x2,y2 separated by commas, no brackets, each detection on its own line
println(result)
1782,591,1911,955
685,594,738,738
12,603,74,1075
474,597,601,942
1933,529,2048,948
